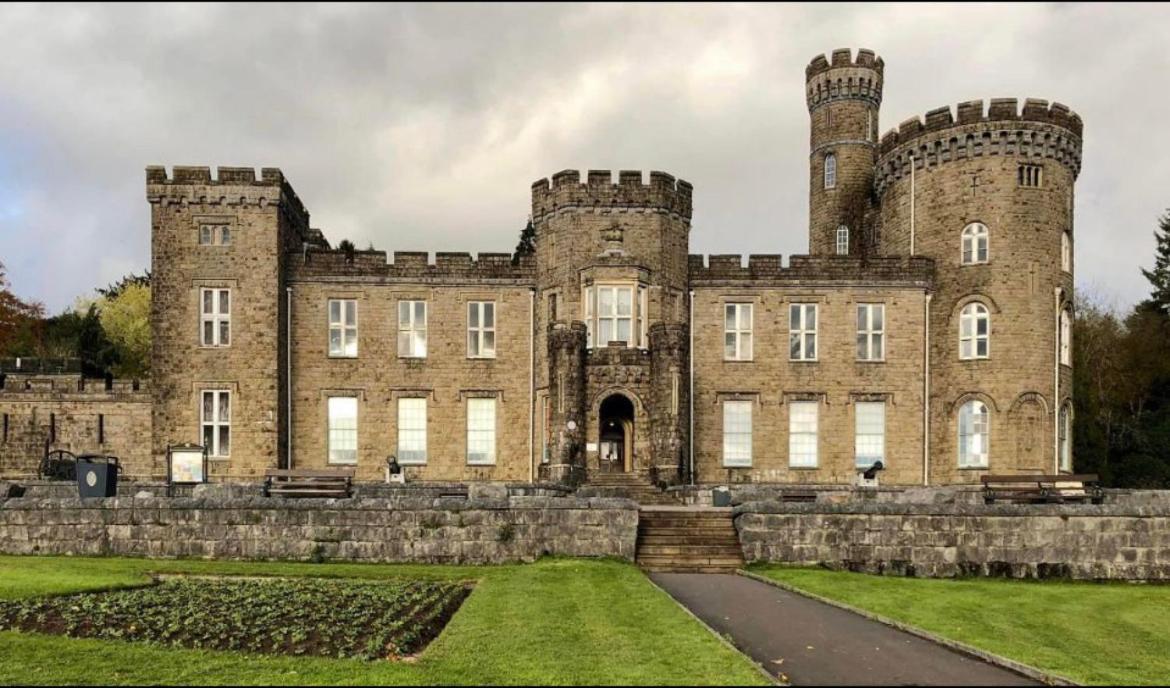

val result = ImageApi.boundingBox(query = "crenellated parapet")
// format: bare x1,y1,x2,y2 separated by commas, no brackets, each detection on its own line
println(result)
875,99,1083,196
0,373,149,397
688,254,934,286
530,170,692,223
289,249,536,283
805,48,884,111
145,165,310,237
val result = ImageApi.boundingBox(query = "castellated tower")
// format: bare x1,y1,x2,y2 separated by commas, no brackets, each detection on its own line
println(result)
806,48,883,256
876,99,1083,481
530,170,692,486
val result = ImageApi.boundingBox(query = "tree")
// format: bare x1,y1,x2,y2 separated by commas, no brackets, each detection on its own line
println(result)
97,271,151,300
1139,210,1170,315
96,282,151,378
512,219,535,265
0,261,44,358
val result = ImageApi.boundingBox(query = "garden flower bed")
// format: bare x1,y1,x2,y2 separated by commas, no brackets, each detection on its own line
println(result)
0,576,471,660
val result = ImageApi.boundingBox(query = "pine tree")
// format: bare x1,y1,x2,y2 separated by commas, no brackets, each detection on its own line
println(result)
1139,210,1170,314
512,219,535,265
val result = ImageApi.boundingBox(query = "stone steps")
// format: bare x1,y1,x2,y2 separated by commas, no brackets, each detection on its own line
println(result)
580,473,681,506
636,507,744,573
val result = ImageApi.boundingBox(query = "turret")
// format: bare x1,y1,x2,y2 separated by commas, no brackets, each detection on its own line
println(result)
806,48,884,256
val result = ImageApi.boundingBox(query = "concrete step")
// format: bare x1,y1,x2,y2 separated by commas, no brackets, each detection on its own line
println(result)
637,534,740,546
636,544,743,557
636,554,744,569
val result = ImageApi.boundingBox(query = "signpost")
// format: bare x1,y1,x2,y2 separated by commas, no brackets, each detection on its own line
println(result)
166,443,208,496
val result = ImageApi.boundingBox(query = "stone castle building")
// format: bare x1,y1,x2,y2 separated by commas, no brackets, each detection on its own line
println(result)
0,48,1082,488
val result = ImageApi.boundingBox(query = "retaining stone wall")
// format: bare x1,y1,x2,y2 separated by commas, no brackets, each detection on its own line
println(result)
0,495,637,564
736,500,1170,580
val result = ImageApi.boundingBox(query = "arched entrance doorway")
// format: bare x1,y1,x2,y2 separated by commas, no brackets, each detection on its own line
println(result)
599,394,635,473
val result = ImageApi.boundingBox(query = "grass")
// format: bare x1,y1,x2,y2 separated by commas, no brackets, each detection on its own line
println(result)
0,555,768,686
751,565,1170,686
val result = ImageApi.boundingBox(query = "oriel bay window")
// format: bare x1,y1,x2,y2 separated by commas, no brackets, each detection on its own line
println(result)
201,390,230,458
584,284,647,348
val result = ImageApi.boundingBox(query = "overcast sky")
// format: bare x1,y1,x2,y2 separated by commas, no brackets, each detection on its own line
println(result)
1,3,1166,313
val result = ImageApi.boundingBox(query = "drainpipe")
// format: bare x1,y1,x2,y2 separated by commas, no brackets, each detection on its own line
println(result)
529,287,535,483
1054,286,1061,473
910,155,917,255
286,285,293,470
688,289,695,486
923,292,931,485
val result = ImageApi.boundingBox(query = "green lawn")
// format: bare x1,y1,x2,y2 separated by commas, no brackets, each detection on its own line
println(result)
751,565,1170,686
0,555,768,686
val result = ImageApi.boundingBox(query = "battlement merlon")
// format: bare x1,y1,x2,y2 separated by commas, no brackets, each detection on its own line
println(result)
688,253,935,287
530,169,693,223
287,249,536,283
878,98,1084,156
805,48,884,111
145,165,311,239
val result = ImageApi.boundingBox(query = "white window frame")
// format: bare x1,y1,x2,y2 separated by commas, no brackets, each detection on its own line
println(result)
722,400,752,467
585,283,644,348
327,396,358,465
854,401,885,468
398,300,427,358
198,224,231,246
201,390,231,458
958,400,990,468
200,288,231,347
1061,231,1072,273
824,153,837,189
788,400,819,468
836,225,849,255
724,303,753,361
1060,308,1072,367
468,301,496,359
1059,404,1072,472
961,222,989,265
857,303,885,361
328,299,358,358
789,303,818,361
959,302,990,360
397,397,427,465
466,397,497,465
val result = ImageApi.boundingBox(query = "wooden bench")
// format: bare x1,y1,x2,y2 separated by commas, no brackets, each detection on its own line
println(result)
263,468,354,499
981,474,1104,505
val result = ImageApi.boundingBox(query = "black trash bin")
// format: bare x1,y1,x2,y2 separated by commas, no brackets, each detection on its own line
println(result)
76,455,119,498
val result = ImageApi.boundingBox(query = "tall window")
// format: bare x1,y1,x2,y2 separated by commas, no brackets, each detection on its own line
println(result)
327,397,358,464
788,401,818,467
855,401,885,468
1061,231,1072,273
584,284,646,348
1059,404,1072,472
722,400,752,467
468,301,496,358
1060,308,1072,367
824,153,837,189
959,302,990,359
467,398,496,465
958,400,989,468
836,225,849,255
328,299,357,357
961,222,989,265
398,301,427,358
201,390,231,458
724,303,753,361
200,288,230,347
789,304,818,361
857,304,885,361
397,397,427,465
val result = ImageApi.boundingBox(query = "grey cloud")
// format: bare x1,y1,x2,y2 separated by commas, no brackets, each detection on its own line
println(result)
0,3,1165,312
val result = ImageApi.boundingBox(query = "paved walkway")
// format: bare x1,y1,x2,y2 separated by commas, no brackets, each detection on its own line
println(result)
651,573,1037,686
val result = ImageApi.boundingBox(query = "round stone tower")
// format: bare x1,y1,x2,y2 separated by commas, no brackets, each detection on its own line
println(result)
876,98,1083,482
806,48,883,256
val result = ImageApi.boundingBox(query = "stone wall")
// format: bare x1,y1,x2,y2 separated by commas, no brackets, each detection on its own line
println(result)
0,493,637,564
736,500,1170,580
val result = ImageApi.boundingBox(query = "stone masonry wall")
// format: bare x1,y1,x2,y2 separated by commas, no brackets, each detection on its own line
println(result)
0,493,637,564
736,500,1170,580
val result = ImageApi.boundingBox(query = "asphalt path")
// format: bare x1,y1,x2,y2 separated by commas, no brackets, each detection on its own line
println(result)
651,572,1038,686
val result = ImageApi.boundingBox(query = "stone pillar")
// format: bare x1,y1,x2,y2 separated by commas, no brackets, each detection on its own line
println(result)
648,323,689,486
546,322,587,486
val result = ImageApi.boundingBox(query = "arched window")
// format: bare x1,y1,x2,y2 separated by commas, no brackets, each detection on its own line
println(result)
824,153,837,189
1061,231,1072,272
836,225,849,255
1060,308,1072,366
1059,404,1072,472
958,400,990,468
959,302,990,359
961,222,989,265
